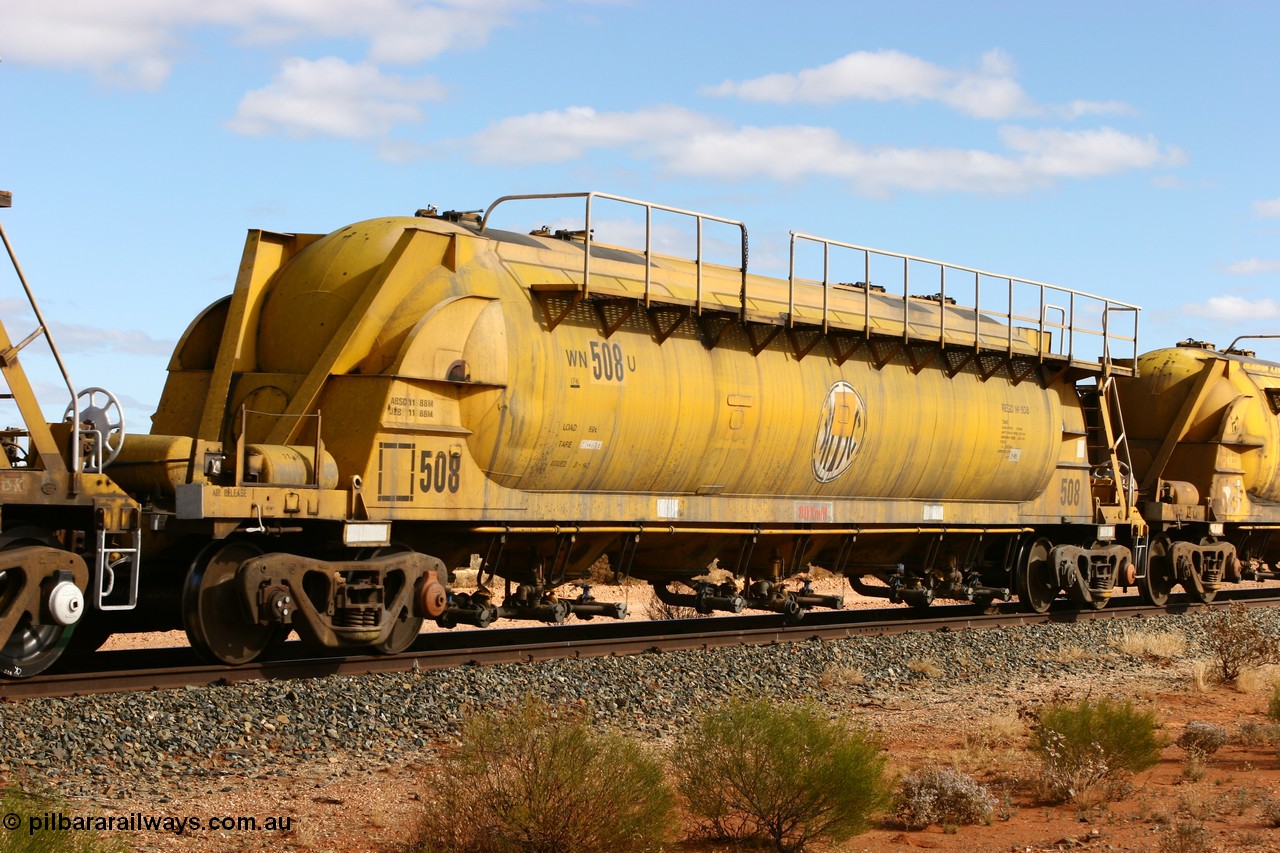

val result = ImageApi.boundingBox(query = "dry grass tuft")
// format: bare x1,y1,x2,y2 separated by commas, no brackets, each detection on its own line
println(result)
818,665,866,690
1234,664,1280,695
907,658,943,678
949,714,1031,776
1113,628,1187,660
1189,660,1213,693
1040,645,1091,665
963,713,1028,751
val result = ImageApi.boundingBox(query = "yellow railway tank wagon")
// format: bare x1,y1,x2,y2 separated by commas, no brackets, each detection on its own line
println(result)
113,192,1144,665
1117,338,1280,605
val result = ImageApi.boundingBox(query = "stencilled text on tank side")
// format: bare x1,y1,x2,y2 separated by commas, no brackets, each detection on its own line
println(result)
812,381,866,483
998,402,1028,462
795,501,835,523
384,393,436,423
0,475,28,495
564,341,637,384
550,423,600,472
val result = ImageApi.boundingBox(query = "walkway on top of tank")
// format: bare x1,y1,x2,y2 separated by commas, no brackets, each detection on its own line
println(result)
475,191,1140,378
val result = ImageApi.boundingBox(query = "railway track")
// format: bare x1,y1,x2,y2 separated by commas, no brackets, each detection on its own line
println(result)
5,589,1276,701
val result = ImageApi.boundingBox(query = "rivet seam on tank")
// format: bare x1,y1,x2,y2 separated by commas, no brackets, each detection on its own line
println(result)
812,380,866,483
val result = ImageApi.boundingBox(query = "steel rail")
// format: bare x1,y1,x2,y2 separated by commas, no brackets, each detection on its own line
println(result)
4,589,1277,702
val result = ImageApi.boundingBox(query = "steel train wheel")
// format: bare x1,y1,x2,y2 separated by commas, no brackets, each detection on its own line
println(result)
0,527,75,677
1139,536,1175,606
183,539,275,665
363,545,424,655
373,609,423,655
1015,537,1058,614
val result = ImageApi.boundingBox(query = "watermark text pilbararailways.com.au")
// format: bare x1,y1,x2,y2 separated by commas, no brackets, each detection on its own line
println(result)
7,810,295,835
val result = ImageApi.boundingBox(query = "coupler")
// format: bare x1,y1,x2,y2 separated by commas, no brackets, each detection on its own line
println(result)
742,580,803,622
437,590,500,628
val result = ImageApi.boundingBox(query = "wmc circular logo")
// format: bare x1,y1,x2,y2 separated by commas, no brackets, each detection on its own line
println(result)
812,380,866,483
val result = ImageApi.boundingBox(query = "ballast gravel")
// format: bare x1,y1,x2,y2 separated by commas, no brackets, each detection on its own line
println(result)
0,607,1270,803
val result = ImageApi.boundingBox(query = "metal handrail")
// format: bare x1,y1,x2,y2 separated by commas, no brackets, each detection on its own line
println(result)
788,232,1140,367
477,191,1139,368
481,192,748,314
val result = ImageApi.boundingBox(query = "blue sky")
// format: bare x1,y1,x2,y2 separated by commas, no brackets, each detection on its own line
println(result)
1,0,1277,428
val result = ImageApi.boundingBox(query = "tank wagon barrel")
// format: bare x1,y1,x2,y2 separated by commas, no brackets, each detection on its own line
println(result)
4,187,1280,677
108,189,1148,665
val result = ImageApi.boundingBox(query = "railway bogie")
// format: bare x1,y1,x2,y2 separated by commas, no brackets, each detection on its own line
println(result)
3,188,1280,677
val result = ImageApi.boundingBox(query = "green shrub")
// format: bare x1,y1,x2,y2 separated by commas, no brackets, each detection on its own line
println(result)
409,697,674,853
675,698,890,853
1030,697,1163,804
1201,602,1279,682
0,787,126,853
892,766,995,830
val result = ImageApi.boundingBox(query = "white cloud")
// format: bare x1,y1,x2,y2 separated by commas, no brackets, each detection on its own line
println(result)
706,50,948,104
1254,198,1280,218
1061,99,1135,119
377,139,436,163
0,301,173,356
227,57,445,139
1227,258,1280,275
467,105,721,164
463,107,1185,196
47,322,175,356
704,49,1035,119
998,126,1186,178
1185,295,1280,322
703,49,1132,123
1,1,526,88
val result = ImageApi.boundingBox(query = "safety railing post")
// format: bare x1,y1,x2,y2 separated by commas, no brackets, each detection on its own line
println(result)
787,233,797,326
901,257,909,343
1006,277,1014,356
643,205,652,307
938,265,946,347
822,241,830,334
